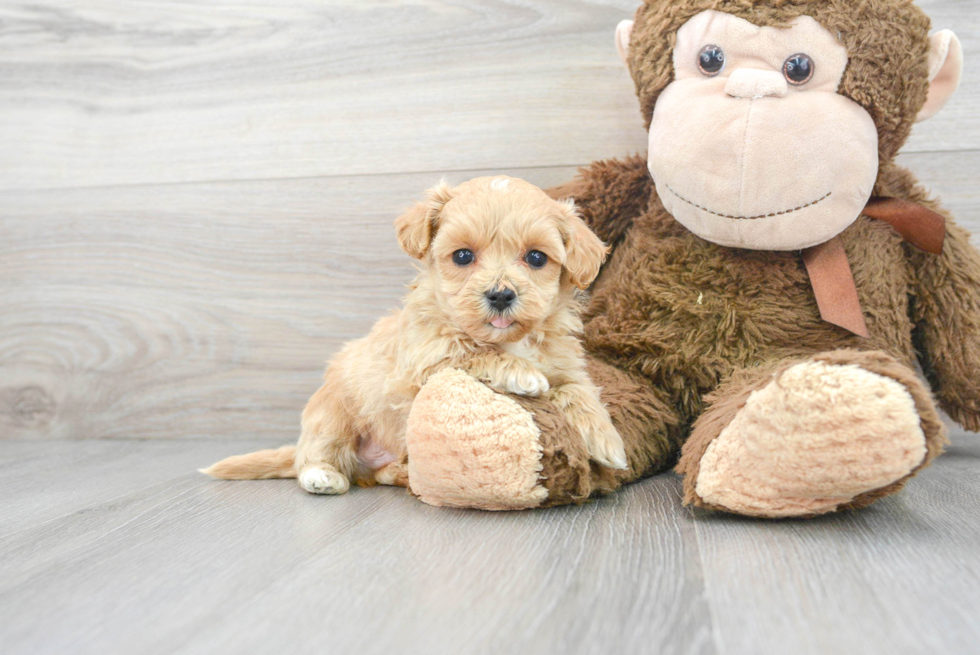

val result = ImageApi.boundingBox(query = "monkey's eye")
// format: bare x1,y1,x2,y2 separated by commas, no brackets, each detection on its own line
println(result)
452,249,474,266
783,53,814,85
697,45,725,76
524,250,548,269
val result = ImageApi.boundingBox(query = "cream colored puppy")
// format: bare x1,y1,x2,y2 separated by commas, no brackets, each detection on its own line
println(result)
203,176,627,494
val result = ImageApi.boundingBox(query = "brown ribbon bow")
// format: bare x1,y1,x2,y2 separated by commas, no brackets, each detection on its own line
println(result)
801,197,946,338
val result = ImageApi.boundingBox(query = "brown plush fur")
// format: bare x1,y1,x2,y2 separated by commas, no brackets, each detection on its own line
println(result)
534,149,979,513
507,0,980,513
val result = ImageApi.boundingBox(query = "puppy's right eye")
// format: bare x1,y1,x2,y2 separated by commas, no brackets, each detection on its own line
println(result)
524,250,548,269
452,249,474,266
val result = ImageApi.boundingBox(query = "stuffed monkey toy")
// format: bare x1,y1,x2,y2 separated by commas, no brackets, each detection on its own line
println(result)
403,0,979,518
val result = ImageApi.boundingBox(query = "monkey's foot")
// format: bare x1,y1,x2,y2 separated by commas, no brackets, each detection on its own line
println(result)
679,353,946,518
405,368,548,510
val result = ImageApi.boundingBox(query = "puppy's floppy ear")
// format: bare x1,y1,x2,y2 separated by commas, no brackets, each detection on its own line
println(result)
395,181,455,259
560,200,609,289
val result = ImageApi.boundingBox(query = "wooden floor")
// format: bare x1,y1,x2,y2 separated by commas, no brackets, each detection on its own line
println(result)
2,1,980,653
0,432,978,655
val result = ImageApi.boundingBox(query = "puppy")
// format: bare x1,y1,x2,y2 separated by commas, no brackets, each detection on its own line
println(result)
203,176,627,494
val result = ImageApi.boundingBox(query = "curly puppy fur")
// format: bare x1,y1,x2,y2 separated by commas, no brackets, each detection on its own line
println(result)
203,176,626,492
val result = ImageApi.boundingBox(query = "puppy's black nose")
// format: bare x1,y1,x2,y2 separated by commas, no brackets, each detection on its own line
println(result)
485,288,517,311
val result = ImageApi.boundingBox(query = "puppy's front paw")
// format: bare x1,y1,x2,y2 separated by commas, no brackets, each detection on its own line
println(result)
551,382,628,470
586,422,628,470
299,466,350,495
496,367,550,397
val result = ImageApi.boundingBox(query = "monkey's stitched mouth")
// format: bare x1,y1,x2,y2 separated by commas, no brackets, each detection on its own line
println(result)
665,185,833,220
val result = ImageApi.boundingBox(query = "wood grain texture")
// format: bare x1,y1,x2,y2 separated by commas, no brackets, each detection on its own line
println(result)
0,439,713,655
0,0,975,191
0,0,646,190
1,434,978,654
0,438,272,535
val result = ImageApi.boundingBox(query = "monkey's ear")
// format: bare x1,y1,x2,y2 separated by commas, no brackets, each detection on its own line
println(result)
615,20,634,68
916,30,963,123
395,181,454,259
560,201,609,289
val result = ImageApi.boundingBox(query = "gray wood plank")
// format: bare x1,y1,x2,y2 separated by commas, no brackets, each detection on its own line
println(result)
176,479,714,655
0,439,713,655
0,439,274,536
1,435,978,655
0,0,974,191
0,0,646,191
692,430,980,655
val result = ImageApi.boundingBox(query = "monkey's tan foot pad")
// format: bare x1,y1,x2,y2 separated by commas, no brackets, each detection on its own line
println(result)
406,368,548,510
694,361,928,518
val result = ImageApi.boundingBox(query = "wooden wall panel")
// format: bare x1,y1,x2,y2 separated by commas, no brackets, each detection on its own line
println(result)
0,0,974,191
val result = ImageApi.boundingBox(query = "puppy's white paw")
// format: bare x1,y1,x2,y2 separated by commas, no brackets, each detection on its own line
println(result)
585,423,628,470
502,368,550,397
299,467,350,495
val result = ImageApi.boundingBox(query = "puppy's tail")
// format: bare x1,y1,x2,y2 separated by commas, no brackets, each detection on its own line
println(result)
200,445,297,480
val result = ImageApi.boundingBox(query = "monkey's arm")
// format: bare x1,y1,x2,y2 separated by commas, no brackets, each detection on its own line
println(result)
909,220,980,431
547,154,653,249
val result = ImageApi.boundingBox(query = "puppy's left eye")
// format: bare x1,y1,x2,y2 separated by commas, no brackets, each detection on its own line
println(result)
453,249,474,266
524,250,548,269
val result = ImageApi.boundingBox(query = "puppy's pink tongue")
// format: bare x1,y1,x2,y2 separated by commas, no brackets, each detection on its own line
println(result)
490,316,514,329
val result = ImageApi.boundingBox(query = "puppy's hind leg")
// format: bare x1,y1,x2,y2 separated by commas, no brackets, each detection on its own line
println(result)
295,375,361,496
298,466,349,495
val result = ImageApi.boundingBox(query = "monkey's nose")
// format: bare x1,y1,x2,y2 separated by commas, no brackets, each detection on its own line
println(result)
725,68,788,99
485,288,517,311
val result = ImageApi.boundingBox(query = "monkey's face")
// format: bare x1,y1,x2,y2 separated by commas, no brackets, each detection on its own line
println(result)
646,11,879,250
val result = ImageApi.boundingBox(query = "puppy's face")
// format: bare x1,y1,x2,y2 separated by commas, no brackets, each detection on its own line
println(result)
395,177,607,344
